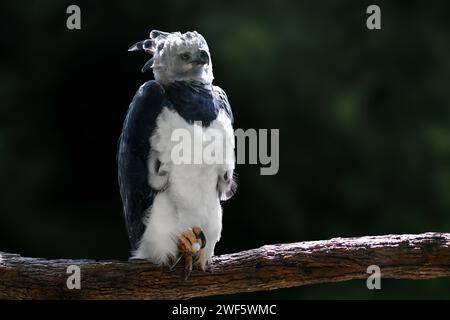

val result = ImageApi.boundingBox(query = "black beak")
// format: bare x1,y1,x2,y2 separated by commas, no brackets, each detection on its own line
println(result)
192,49,210,65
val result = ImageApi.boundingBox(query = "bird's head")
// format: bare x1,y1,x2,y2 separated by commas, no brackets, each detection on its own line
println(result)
129,30,213,85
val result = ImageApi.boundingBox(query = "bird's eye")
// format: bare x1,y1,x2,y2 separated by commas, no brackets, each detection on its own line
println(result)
180,53,190,61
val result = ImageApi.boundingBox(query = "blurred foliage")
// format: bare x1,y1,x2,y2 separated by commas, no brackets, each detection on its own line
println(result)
0,0,449,298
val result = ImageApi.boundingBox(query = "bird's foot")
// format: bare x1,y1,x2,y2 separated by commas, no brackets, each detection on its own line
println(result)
175,226,207,280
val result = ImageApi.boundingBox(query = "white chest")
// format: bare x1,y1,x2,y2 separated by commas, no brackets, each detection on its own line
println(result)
150,107,234,210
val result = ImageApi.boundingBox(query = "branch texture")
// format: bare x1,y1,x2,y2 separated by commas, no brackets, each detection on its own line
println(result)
1,232,449,299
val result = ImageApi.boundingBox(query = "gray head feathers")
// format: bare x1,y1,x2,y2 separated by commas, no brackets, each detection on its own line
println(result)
128,30,214,85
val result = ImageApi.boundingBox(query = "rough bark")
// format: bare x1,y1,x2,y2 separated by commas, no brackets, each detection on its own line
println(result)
1,232,449,299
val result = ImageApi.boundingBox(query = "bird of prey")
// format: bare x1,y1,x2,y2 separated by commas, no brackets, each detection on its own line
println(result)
117,30,236,279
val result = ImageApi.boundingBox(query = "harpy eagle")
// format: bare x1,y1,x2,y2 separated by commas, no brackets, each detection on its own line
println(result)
117,30,236,279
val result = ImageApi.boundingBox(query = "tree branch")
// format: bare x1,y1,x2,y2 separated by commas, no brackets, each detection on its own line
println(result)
1,232,449,299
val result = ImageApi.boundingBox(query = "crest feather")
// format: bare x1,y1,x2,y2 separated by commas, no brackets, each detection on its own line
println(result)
150,30,169,39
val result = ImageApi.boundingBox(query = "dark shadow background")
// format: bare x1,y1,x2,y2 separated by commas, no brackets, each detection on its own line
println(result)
1,0,450,298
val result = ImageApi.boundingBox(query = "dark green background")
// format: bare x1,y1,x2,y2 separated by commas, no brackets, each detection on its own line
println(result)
1,0,449,298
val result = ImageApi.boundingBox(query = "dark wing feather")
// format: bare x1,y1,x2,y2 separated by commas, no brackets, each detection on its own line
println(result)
117,81,165,251
213,85,233,124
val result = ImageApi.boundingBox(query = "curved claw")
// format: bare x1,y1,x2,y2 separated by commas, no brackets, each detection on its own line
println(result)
192,227,207,249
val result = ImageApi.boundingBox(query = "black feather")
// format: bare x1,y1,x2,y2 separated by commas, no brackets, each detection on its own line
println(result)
117,81,166,251
165,81,233,126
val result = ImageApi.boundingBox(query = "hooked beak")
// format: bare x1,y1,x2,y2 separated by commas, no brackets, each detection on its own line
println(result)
191,49,210,65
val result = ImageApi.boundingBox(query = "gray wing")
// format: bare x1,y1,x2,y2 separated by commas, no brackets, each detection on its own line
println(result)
117,81,166,251
213,85,233,124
